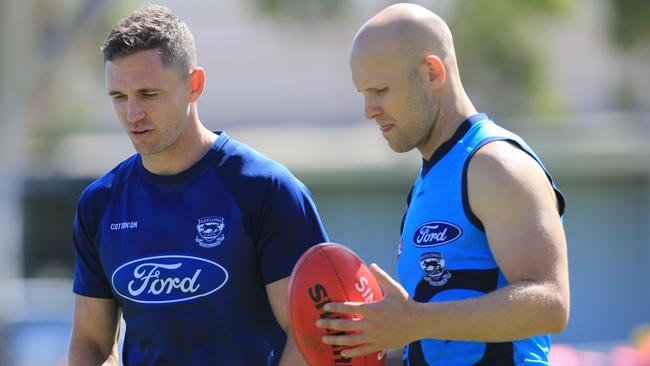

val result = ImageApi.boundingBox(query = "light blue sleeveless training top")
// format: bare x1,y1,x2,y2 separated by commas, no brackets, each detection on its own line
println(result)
398,114,565,365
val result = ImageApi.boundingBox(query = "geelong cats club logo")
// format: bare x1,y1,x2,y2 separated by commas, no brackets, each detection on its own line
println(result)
196,216,225,248
420,252,451,286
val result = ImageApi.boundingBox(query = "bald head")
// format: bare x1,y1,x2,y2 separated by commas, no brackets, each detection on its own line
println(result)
351,3,457,78
349,4,476,157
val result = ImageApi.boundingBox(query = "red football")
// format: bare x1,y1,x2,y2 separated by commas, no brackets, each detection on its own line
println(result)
288,242,386,366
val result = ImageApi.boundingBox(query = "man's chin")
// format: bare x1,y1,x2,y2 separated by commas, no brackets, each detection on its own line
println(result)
132,144,159,156
386,140,412,154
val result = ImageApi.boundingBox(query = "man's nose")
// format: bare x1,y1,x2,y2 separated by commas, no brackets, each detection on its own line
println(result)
364,98,382,121
126,99,145,123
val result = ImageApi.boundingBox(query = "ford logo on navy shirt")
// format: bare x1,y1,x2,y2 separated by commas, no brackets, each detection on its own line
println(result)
111,255,228,304
413,221,462,247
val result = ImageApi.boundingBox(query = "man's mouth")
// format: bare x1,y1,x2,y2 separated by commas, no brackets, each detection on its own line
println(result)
379,124,394,132
131,129,152,136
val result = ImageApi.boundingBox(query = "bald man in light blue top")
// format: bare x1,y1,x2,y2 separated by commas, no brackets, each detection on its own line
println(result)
317,4,569,365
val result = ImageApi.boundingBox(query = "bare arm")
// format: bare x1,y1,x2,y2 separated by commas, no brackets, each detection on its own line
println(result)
68,295,121,366
266,277,309,366
317,141,569,356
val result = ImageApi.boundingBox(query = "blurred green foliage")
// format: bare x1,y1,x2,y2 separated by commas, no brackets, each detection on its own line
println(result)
610,0,650,48
252,0,574,116
253,0,650,117
26,0,130,157
446,0,573,117
254,0,347,20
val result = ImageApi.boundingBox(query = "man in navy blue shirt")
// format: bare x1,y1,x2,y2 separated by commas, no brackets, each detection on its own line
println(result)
67,5,327,365
317,4,569,365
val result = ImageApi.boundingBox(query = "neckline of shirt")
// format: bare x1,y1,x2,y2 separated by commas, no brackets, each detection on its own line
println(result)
136,131,229,185
420,113,489,178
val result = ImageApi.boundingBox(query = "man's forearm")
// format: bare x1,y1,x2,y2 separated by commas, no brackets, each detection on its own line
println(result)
412,279,569,342
278,331,309,366
68,340,119,366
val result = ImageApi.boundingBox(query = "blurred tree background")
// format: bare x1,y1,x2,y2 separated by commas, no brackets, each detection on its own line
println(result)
0,0,131,277
26,0,131,160
610,0,650,48
253,0,650,117
16,0,650,153
447,0,573,117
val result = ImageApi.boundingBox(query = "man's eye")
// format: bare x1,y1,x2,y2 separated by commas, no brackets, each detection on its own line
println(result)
377,87,388,95
112,95,126,101
143,92,159,98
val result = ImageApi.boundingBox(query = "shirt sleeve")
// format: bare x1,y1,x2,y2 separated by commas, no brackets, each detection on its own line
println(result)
254,172,329,285
216,138,329,285
72,184,114,298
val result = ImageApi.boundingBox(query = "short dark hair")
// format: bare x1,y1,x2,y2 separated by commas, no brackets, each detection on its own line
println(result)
101,4,196,76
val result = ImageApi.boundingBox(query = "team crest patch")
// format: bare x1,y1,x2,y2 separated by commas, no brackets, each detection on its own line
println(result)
420,252,451,286
196,216,225,248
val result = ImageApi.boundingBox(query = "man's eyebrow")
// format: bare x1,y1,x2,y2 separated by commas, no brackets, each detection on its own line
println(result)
108,88,160,96
359,85,384,93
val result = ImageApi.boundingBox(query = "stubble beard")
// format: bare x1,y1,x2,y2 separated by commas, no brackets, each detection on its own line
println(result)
135,115,188,159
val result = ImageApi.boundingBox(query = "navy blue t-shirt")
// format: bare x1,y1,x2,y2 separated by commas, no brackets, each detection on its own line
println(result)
72,131,328,365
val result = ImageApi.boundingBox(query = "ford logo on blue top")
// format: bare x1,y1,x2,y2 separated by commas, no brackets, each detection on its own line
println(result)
413,221,462,247
111,255,228,304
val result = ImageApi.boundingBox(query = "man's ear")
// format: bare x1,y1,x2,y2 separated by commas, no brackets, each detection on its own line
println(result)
188,67,206,102
423,55,446,89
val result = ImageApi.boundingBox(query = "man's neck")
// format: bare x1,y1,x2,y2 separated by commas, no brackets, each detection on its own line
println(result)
141,121,217,176
419,95,477,160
